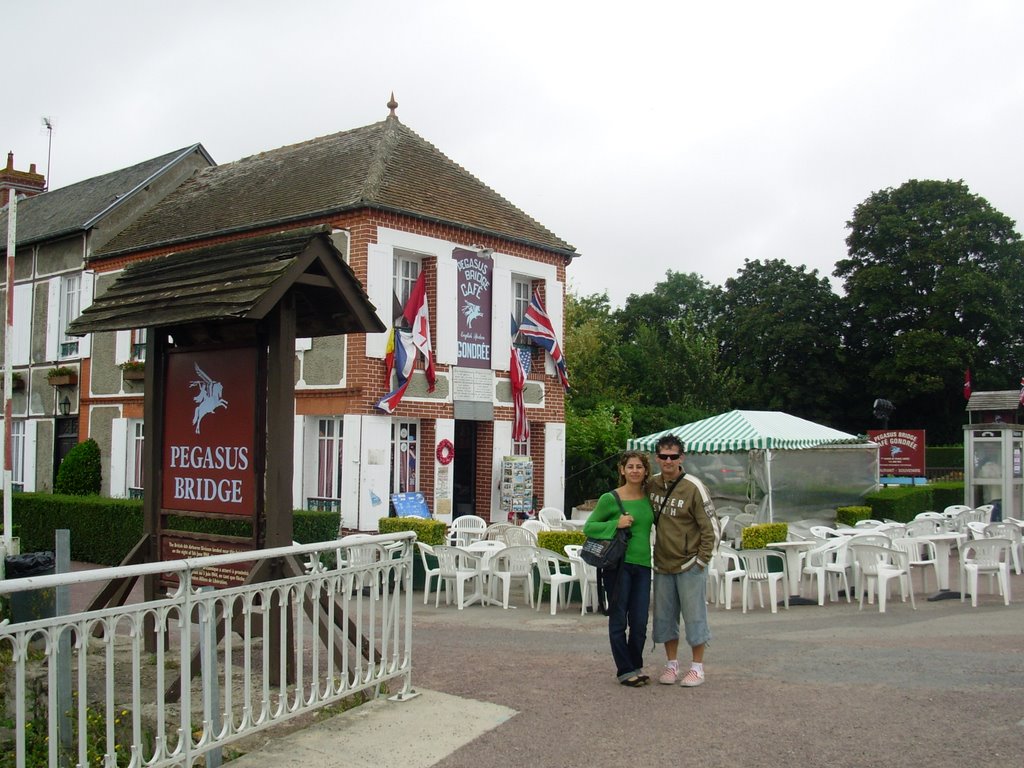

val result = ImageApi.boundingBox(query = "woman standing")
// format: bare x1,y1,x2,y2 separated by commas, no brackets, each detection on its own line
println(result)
583,451,655,687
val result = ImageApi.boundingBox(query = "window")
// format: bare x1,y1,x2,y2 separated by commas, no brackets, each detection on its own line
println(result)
513,436,530,458
130,328,147,362
392,420,418,494
316,417,344,500
128,420,145,498
393,252,421,313
59,274,81,358
512,277,532,326
11,421,24,492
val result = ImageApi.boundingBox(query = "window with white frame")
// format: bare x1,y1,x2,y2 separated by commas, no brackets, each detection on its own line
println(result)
11,421,25,492
512,277,532,326
316,417,344,501
59,274,82,357
130,328,147,361
392,421,418,494
393,251,421,315
512,436,530,458
128,420,145,497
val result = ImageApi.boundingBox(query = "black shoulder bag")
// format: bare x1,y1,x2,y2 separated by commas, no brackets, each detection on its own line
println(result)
580,491,632,569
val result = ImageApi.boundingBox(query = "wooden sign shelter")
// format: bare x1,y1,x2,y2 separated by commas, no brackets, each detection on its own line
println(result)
68,225,385,675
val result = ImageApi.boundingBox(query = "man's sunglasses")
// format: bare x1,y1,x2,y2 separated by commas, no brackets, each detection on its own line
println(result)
657,453,681,461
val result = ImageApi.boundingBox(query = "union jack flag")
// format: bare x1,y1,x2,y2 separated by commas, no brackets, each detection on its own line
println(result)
518,289,569,391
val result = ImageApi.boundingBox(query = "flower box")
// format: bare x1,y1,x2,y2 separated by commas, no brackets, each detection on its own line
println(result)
47,373,78,387
122,368,145,382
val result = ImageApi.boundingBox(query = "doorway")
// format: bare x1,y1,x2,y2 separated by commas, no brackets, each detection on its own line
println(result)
453,421,477,519
53,416,79,486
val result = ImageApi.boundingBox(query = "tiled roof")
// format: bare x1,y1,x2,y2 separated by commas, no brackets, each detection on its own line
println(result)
966,390,1021,411
0,145,211,248
70,225,385,338
97,116,575,258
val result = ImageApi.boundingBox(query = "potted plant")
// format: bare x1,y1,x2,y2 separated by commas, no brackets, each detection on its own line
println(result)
46,366,78,386
7,371,25,391
120,359,146,381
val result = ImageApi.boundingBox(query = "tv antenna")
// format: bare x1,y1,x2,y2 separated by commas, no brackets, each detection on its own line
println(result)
41,116,53,190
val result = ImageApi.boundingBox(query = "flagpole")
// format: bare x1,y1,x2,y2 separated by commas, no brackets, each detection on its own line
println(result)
3,188,16,552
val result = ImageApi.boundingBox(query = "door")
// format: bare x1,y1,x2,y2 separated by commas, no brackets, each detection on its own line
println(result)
53,416,79,486
453,420,477,519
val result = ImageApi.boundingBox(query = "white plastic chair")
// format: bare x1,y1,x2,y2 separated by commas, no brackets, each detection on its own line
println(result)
809,525,841,540
564,544,600,614
488,545,537,609
943,504,972,516
708,544,745,610
801,537,850,605
535,550,575,615
891,537,939,594
906,518,942,537
447,515,488,547
959,538,1012,607
854,519,885,528
485,523,516,541
538,507,568,531
432,545,485,609
848,543,915,613
983,522,1022,575
740,549,789,614
521,520,546,537
416,541,442,606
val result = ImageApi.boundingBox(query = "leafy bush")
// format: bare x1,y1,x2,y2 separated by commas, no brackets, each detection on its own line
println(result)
926,445,963,469
378,517,446,545
537,530,586,555
54,439,102,495
836,506,872,526
741,522,787,549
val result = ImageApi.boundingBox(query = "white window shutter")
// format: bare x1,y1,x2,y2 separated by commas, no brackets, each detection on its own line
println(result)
23,420,37,492
109,417,128,498
45,277,61,361
491,420,513,523
340,414,363,530
292,415,305,510
114,331,131,365
12,284,33,366
435,254,457,365
365,244,393,358
77,271,94,358
543,421,566,510
491,266,511,371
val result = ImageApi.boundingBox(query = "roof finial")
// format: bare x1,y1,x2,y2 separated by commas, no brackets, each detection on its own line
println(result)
387,92,398,118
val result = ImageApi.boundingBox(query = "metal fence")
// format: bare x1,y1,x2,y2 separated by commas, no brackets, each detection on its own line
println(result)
0,533,416,767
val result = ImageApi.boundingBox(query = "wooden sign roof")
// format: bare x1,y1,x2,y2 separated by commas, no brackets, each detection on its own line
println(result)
69,225,385,338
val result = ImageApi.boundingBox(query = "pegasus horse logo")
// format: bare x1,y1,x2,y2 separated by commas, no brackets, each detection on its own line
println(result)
461,302,484,327
190,363,228,434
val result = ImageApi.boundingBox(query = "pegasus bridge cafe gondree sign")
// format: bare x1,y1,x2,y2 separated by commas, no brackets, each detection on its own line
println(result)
868,429,926,477
453,247,493,369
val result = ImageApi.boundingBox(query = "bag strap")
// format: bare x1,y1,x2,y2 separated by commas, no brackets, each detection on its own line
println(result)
654,474,684,525
611,489,627,516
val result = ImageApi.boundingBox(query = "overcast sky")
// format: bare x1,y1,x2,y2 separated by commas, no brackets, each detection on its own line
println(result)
6,0,1023,307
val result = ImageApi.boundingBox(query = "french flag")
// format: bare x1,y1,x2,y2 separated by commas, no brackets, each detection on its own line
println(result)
519,289,569,391
376,329,417,413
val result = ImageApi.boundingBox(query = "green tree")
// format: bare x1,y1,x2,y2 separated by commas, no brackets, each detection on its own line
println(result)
836,179,1024,440
715,259,844,425
563,291,626,412
614,270,721,340
564,402,634,509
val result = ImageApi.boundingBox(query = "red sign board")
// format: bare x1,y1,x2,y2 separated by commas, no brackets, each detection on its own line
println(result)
161,348,257,515
869,429,926,476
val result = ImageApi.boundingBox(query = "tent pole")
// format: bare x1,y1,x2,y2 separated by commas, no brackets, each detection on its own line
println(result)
765,448,773,523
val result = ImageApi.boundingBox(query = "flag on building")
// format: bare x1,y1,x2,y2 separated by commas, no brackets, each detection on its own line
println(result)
510,318,532,442
383,328,396,388
1019,377,1024,407
963,368,972,401
376,329,417,413
403,271,436,392
518,289,569,391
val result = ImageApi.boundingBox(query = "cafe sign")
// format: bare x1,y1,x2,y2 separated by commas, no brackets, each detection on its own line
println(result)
453,247,493,369
161,347,257,516
868,429,926,477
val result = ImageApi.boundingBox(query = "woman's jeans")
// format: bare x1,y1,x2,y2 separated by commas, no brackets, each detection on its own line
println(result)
604,562,651,680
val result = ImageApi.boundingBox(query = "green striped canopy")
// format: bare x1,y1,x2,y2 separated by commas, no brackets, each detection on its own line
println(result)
628,410,866,454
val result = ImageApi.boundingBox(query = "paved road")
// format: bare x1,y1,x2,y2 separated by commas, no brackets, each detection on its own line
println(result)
232,571,1024,768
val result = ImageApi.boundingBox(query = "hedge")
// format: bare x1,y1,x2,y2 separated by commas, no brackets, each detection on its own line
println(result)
861,482,965,522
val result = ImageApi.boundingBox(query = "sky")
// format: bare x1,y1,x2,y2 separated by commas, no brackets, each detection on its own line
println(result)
5,0,1024,308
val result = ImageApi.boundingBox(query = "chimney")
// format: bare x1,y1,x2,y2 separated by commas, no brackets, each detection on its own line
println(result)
1,152,47,207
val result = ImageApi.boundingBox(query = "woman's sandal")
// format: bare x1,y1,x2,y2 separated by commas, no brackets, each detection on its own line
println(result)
620,676,645,687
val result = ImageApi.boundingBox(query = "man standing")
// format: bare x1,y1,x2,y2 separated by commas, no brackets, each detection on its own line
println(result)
648,435,720,687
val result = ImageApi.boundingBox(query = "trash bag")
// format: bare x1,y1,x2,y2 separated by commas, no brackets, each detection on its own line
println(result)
5,551,55,579
4,551,56,622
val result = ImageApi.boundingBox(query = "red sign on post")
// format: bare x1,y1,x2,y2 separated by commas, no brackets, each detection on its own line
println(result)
161,348,257,516
869,429,926,477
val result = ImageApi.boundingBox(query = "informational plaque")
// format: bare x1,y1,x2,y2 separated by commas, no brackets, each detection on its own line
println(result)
869,429,926,476
452,367,494,402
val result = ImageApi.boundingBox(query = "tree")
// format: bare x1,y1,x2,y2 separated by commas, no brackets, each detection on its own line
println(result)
563,291,626,412
615,270,720,340
715,259,845,425
836,179,1024,440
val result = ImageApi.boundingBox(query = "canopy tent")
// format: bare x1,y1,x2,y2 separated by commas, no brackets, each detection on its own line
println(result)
628,410,879,523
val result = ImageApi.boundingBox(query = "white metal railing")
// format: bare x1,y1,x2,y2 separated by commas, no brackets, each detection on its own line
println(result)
0,533,417,767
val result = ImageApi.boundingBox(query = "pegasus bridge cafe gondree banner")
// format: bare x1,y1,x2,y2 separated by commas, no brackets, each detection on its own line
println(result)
162,348,258,516
868,429,926,477
453,247,493,369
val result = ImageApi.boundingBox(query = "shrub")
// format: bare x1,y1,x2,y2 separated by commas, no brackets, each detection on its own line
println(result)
836,506,872,526
741,522,787,549
378,517,446,545
537,530,586,555
54,439,102,495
